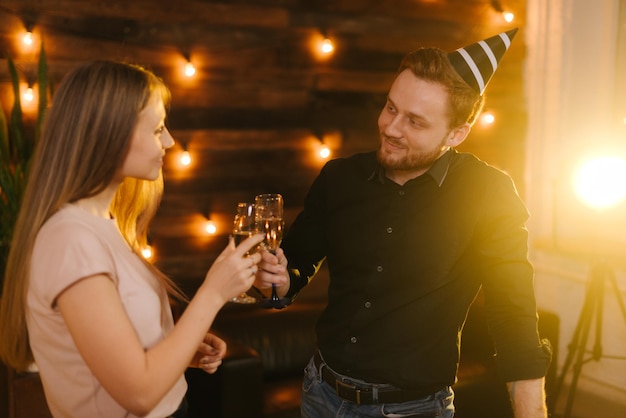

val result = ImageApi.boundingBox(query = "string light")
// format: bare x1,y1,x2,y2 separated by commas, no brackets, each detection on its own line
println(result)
320,37,334,55
480,110,496,126
205,219,217,234
180,150,191,165
311,29,335,60
184,61,196,77
490,0,515,23
141,245,153,259
23,86,34,102
23,31,33,46
319,143,331,159
21,18,35,47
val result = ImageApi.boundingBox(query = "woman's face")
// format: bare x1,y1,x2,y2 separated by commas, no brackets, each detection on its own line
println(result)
118,94,174,181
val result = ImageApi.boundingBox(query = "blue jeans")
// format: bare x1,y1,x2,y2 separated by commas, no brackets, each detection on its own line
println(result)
301,356,455,417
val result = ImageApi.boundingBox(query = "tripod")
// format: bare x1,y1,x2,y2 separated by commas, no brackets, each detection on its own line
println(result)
550,258,626,417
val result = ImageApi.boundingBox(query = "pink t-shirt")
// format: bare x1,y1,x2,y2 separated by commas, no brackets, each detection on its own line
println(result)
27,204,187,418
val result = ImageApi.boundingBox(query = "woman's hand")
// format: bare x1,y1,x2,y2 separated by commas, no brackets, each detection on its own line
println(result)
192,332,227,374
200,234,265,304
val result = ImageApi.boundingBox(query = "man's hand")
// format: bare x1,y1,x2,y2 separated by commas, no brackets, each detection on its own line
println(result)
254,247,289,298
507,378,547,418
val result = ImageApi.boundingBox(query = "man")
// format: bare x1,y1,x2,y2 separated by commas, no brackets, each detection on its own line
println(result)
256,29,552,417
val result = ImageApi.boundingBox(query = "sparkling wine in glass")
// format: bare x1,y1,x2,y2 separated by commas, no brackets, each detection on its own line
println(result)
254,194,286,307
230,202,257,304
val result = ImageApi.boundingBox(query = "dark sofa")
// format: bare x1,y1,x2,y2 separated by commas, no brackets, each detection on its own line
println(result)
190,268,560,418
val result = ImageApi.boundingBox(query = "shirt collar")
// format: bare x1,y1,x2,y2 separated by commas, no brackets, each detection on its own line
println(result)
368,148,454,187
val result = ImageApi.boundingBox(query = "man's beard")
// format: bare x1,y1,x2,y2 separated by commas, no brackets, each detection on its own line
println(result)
376,134,448,172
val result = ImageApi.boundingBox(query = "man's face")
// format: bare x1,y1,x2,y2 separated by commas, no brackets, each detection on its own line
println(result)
377,69,466,183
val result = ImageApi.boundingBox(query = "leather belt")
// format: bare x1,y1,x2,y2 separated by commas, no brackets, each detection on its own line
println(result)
313,351,443,405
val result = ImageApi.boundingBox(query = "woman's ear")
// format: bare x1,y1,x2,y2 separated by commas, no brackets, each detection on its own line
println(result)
446,123,471,147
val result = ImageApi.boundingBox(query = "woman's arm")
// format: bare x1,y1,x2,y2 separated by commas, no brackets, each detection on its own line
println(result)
57,234,263,416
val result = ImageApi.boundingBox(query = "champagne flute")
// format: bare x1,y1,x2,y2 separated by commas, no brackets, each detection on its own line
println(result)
254,194,287,308
230,202,258,304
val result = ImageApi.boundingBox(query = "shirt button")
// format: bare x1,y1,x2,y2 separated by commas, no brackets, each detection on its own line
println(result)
364,301,372,308
386,227,393,233
399,190,405,196
350,336,357,343
376,266,383,272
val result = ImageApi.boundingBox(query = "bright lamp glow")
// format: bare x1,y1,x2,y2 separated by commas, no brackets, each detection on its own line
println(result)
180,150,191,166
141,245,153,259
319,144,331,159
23,31,33,46
205,220,217,234
573,156,626,210
23,87,34,102
502,11,515,23
480,111,495,126
320,38,334,55
184,62,196,77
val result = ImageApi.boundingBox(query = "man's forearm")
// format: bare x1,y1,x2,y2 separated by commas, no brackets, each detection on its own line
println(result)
506,378,547,418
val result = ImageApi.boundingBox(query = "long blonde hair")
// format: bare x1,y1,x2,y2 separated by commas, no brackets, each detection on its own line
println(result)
0,61,185,371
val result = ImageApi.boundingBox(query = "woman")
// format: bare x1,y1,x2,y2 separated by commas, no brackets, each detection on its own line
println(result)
0,60,264,417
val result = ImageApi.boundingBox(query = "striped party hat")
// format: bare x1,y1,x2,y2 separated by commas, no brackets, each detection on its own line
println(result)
447,28,518,95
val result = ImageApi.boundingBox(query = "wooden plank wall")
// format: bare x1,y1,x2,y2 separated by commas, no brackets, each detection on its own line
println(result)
0,0,527,296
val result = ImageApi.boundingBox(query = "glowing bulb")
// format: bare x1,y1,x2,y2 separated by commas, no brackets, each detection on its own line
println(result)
502,11,515,23
141,245,153,259
205,220,217,234
319,144,331,159
480,111,495,126
320,38,334,55
23,31,33,46
573,156,626,210
23,87,34,102
180,150,191,166
184,62,196,77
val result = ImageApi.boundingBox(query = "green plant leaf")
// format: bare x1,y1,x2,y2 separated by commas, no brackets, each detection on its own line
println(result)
37,41,48,141
7,56,24,163
0,100,8,164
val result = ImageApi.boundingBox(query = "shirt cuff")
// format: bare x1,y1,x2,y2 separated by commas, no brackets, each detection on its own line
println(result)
495,338,553,382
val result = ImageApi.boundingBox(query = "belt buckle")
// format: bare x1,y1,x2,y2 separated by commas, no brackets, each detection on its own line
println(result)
335,379,361,405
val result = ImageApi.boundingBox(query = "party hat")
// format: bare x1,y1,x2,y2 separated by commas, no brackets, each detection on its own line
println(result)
447,28,518,95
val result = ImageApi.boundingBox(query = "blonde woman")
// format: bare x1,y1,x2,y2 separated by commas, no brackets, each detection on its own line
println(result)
0,61,264,418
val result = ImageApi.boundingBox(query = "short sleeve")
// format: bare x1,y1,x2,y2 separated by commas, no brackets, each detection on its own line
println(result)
30,217,117,309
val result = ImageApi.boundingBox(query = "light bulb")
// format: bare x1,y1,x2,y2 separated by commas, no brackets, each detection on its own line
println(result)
319,144,331,159
502,11,515,23
141,245,153,259
320,38,334,55
205,220,217,234
480,111,495,126
23,87,34,102
184,62,196,77
180,150,191,166
23,31,33,46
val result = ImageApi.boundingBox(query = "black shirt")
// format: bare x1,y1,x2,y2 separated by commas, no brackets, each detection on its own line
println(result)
282,149,551,390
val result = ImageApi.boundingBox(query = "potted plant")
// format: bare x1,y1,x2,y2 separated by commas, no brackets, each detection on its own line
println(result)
1,44,50,417
0,44,49,288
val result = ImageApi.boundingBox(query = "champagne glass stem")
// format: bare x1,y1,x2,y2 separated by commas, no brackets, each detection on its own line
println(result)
270,250,280,302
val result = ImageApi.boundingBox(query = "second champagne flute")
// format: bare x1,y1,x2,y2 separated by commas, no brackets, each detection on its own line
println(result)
230,202,258,304
255,193,287,308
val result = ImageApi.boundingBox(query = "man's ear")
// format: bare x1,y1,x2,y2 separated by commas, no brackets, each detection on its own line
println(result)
446,123,471,147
